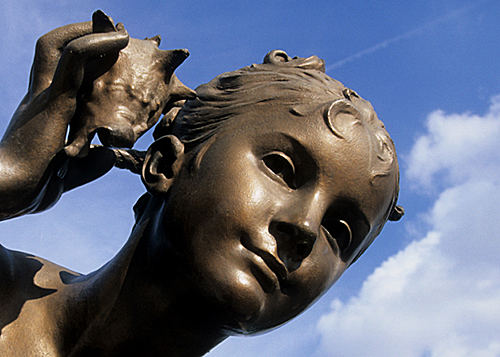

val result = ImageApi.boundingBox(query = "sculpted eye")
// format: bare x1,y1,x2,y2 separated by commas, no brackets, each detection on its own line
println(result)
262,151,296,189
322,219,352,254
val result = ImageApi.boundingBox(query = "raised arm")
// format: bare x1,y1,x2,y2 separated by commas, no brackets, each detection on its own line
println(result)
0,10,195,221
0,11,129,219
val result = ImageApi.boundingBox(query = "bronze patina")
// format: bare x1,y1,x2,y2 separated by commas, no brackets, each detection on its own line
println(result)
0,11,403,356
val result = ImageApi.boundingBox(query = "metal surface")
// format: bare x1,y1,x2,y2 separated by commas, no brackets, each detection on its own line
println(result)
0,11,402,356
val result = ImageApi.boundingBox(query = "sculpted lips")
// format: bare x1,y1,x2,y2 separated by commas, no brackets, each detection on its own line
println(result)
241,234,288,293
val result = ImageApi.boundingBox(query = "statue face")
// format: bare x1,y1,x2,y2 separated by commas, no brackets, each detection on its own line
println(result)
164,104,396,333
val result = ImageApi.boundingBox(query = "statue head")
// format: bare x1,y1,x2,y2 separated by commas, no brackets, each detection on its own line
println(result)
139,50,403,334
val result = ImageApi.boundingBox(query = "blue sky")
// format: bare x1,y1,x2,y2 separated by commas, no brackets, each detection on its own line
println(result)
1,1,499,356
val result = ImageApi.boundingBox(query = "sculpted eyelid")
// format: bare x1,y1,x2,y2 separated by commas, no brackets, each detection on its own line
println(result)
327,199,371,239
255,132,317,176
257,134,318,190
321,219,352,255
267,151,295,171
262,151,297,189
339,220,353,247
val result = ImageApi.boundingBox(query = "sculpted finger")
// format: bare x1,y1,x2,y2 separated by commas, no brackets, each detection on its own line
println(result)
29,21,93,96
92,10,117,33
64,130,93,158
64,25,128,59
48,23,129,96
30,10,128,97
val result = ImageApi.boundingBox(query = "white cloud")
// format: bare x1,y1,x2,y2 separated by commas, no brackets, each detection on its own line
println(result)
406,95,500,190
316,95,500,357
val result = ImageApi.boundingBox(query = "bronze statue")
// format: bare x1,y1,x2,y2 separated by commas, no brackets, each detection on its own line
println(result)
0,11,403,356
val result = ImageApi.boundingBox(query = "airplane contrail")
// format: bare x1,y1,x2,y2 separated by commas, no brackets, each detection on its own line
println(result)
326,1,488,72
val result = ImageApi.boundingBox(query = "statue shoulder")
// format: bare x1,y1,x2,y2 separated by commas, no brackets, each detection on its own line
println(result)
0,246,87,354
0,246,76,327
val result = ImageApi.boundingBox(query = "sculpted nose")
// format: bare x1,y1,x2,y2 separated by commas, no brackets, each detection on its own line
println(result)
269,219,317,272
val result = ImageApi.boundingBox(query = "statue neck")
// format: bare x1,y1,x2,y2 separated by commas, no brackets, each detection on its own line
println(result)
75,196,228,356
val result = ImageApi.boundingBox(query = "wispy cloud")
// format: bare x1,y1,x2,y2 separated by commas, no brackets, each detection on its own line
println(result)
326,1,487,72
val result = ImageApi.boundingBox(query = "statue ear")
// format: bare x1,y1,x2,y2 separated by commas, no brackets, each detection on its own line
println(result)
142,135,184,195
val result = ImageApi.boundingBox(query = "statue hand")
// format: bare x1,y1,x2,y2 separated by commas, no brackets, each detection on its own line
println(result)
5,10,129,159
0,9,195,219
0,11,129,218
